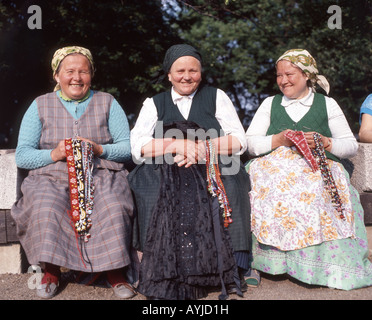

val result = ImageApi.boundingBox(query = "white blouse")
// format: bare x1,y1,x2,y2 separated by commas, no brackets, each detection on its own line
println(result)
131,87,247,162
246,90,358,158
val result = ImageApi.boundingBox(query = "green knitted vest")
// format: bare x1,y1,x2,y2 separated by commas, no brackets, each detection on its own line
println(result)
266,93,339,162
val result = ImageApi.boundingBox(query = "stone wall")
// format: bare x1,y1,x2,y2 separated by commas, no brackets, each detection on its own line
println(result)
349,143,372,225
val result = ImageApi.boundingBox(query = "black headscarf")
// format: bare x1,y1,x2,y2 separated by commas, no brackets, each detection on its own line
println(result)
162,44,202,73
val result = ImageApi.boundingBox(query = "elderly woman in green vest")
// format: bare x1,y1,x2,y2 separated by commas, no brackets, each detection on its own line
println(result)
129,44,252,299
11,46,136,299
246,49,372,290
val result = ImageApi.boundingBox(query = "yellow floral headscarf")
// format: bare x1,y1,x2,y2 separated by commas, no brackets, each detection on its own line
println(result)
51,46,94,91
276,49,330,95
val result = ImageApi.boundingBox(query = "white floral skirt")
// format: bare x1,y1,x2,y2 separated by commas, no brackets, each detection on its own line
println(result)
248,146,355,251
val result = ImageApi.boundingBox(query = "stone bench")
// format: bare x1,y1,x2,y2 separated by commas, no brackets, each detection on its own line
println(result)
0,149,27,273
1,145,372,274
349,143,372,225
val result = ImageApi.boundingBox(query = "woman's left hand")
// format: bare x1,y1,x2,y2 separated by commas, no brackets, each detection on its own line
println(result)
76,136,103,156
304,132,332,150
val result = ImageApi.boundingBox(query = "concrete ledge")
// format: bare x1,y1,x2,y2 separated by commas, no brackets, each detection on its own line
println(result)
0,150,17,209
349,143,372,227
0,244,23,274
0,150,25,274
360,193,372,225
0,210,18,243
350,143,372,193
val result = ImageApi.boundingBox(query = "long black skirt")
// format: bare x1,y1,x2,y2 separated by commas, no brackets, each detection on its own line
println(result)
137,162,238,300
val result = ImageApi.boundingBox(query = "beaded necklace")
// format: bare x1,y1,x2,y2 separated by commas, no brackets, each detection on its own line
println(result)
65,138,95,242
311,133,345,220
205,139,232,227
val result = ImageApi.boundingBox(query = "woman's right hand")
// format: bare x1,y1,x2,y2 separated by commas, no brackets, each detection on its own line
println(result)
50,140,67,162
271,129,295,149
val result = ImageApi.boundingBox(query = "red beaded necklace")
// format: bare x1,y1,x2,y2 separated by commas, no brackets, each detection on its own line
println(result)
65,138,95,242
312,132,345,220
205,139,232,228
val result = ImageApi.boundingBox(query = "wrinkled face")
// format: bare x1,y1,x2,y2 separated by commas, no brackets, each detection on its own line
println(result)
276,60,309,100
168,56,202,96
54,54,92,100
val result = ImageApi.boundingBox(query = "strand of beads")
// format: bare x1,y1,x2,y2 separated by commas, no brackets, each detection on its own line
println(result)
81,140,94,241
205,139,232,227
66,138,81,225
65,138,95,242
311,133,345,220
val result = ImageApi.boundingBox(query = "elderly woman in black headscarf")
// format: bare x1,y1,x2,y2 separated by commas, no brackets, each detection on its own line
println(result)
129,44,251,300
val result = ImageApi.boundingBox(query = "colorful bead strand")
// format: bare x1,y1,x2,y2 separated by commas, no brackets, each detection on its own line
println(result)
65,138,95,242
205,139,232,228
311,133,345,220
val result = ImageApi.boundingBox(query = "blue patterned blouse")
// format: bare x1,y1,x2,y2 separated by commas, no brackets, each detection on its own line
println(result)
360,94,372,124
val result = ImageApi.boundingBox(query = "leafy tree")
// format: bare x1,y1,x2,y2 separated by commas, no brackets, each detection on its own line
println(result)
0,0,179,148
164,0,372,131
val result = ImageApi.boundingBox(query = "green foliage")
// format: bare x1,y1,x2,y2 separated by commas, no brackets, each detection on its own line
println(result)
1,0,371,149
0,0,179,148
167,0,372,131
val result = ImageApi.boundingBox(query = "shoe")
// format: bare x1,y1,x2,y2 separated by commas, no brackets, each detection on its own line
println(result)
227,268,247,296
244,269,261,288
227,278,247,295
36,278,58,299
108,281,136,299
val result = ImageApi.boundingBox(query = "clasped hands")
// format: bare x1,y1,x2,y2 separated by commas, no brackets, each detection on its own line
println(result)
169,139,206,168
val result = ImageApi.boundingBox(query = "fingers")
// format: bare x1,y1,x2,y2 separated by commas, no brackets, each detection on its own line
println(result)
196,140,206,161
303,132,331,149
302,132,313,148
173,139,206,167
76,136,103,156
52,137,103,162
274,129,295,148
277,131,330,150
51,140,67,162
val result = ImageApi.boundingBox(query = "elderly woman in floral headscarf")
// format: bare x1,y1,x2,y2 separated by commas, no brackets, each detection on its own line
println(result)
11,46,136,299
245,49,372,290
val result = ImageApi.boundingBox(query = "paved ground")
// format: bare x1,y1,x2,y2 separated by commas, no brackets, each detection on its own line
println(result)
1,269,372,301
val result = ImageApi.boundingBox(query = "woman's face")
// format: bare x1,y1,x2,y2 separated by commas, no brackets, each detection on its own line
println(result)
54,54,92,100
276,60,309,100
168,56,202,96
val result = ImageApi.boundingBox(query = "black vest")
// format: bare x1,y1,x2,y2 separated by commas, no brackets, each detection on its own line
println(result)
153,85,223,136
